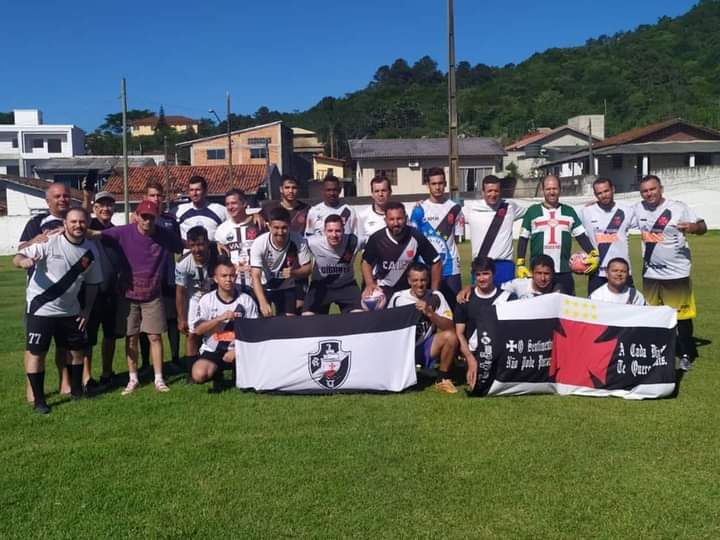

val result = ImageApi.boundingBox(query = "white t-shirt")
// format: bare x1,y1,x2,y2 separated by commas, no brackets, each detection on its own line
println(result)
305,202,357,238
634,199,701,279
307,233,359,288
464,198,525,261
410,199,463,276
580,202,635,277
502,278,547,300
388,289,452,344
175,201,228,240
20,234,103,317
357,206,386,246
590,284,646,305
215,218,264,286
250,231,311,290
190,287,258,355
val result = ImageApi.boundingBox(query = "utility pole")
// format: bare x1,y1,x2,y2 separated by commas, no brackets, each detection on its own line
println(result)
121,78,129,223
163,136,170,212
447,0,459,199
226,91,233,182
587,118,595,176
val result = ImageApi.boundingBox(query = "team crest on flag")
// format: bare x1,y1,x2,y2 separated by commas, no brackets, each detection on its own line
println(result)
308,340,351,390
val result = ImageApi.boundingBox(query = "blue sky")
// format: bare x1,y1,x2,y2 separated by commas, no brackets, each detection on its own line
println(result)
1,0,697,131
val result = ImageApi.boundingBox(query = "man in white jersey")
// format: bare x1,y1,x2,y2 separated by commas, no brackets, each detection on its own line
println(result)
251,207,312,317
502,255,559,300
303,214,362,315
215,188,265,294
590,258,645,305
634,175,706,370
455,257,514,391
388,264,458,394
410,167,463,307
464,175,526,285
358,175,391,245
305,175,357,237
14,207,102,414
189,260,258,393
580,178,635,295
175,175,227,241
175,226,218,377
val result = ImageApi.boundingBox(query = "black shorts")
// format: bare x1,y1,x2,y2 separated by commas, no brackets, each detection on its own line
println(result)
304,281,362,314
26,314,87,355
198,350,233,369
86,291,118,346
266,288,297,316
295,280,308,302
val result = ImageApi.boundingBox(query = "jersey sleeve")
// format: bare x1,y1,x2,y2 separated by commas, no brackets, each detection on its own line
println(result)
415,231,440,263
409,203,424,229
433,291,453,320
568,206,586,237
512,201,527,221
387,292,402,308
297,238,312,266
680,203,701,224
19,217,40,242
242,295,259,319
362,235,379,264
304,207,317,237
519,210,532,238
453,301,469,324
453,206,464,237
189,295,208,329
19,240,48,260
174,257,189,287
249,236,264,268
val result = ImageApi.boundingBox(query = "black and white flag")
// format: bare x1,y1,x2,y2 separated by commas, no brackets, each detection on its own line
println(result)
234,306,420,393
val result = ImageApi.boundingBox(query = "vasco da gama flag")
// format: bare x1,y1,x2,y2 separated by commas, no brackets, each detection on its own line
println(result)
473,294,677,400
234,305,420,393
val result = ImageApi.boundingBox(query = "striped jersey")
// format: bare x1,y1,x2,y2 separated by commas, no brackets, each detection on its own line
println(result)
388,289,452,344
465,198,525,260
410,199,463,276
307,233,359,288
215,218,265,286
520,203,585,273
190,287,258,355
175,201,227,240
305,202,357,238
357,206,386,246
580,202,634,277
250,231,311,290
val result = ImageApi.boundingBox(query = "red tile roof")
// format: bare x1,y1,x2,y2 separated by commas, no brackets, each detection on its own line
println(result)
594,118,720,149
130,115,198,127
0,174,84,201
103,165,268,201
505,128,554,151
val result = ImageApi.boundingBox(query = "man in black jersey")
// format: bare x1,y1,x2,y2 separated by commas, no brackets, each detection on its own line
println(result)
454,257,514,390
261,175,310,235
361,202,441,301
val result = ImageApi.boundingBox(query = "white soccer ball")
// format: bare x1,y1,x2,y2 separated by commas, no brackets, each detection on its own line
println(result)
361,290,387,311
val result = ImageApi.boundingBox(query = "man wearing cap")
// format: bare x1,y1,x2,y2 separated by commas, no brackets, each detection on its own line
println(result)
90,200,183,395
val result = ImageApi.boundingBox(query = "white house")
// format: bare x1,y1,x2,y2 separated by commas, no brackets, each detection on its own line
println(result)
0,109,85,177
349,137,505,196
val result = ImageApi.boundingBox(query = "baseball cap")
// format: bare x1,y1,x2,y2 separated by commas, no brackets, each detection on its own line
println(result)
135,200,159,217
94,191,116,203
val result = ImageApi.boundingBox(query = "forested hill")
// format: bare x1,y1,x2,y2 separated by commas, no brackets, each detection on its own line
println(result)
283,0,720,157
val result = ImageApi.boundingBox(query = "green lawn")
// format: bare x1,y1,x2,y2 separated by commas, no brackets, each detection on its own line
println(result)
1,235,719,539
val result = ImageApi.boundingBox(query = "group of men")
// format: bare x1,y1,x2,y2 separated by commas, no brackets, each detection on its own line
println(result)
15,168,706,413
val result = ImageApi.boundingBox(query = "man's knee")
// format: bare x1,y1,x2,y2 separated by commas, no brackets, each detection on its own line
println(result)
146,333,162,344
192,361,216,383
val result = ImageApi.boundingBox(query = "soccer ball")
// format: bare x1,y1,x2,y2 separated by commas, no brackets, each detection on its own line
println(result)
569,252,591,274
361,290,387,311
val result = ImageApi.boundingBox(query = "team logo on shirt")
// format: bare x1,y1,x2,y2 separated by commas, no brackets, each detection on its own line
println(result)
308,340,351,390
246,228,258,240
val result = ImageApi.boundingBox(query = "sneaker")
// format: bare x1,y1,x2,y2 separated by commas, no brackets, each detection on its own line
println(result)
679,355,693,372
121,379,140,396
99,373,115,388
154,380,170,393
33,402,51,414
434,378,458,394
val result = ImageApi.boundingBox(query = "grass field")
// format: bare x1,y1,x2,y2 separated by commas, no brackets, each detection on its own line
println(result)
1,235,719,539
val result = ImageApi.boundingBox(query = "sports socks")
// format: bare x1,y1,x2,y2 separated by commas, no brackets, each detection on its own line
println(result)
69,363,83,398
27,371,48,410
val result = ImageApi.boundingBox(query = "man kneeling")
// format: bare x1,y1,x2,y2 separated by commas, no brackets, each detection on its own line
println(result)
190,259,258,392
388,263,458,394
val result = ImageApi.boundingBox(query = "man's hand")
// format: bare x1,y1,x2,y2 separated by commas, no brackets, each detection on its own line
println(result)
280,267,291,279
259,301,273,318
456,285,473,304
362,284,378,298
415,300,433,318
236,262,251,274
177,317,189,335
217,243,230,256
219,310,235,322
584,249,600,275
465,354,478,389
222,350,236,363
17,256,39,270
76,310,91,332
515,258,531,279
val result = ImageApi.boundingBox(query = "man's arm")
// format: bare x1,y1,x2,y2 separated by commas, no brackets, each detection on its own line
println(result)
677,219,707,235
193,310,236,336
251,267,273,317
175,285,189,334
77,284,98,331
454,321,477,388
291,262,312,280
430,260,441,291
360,260,377,297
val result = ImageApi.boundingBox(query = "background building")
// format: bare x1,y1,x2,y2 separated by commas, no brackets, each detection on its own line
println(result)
130,115,199,136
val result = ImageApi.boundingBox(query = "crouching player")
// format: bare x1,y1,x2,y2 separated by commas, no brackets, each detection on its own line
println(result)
388,263,458,394
189,259,258,393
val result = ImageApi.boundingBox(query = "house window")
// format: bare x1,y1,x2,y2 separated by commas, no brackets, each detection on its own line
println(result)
459,167,493,192
612,155,623,169
11,138,18,148
32,139,44,149
248,137,271,145
250,147,267,159
47,139,62,153
687,153,711,167
375,168,397,185
206,149,226,160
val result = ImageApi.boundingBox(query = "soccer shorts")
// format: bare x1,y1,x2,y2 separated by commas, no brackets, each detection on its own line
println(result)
26,314,87,355
643,277,696,320
198,350,233,369
86,291,118,346
304,282,362,314
266,288,297,316
415,334,437,370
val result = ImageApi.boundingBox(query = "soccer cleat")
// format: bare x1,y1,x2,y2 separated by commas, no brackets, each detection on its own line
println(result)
515,259,531,279
121,379,140,396
434,378,459,394
679,355,692,372
154,380,170,393
33,403,51,415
